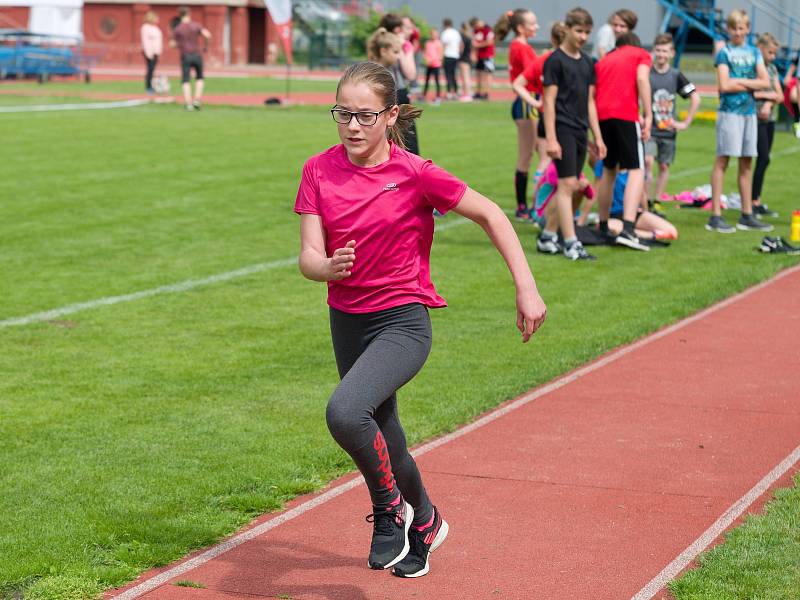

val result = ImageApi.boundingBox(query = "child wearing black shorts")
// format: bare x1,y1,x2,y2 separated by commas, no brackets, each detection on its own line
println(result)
542,7,605,261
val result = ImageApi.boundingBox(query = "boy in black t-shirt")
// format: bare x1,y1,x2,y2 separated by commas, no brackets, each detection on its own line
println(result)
542,7,606,261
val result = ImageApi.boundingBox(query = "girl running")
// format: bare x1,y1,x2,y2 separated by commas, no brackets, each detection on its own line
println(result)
294,61,547,578
495,8,540,221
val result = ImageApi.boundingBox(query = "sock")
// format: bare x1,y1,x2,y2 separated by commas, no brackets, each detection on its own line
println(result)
599,220,609,233
540,229,558,240
564,236,577,247
793,103,800,123
623,220,636,234
515,170,529,208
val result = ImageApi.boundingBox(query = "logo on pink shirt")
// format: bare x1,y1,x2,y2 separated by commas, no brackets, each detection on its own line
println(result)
383,182,399,191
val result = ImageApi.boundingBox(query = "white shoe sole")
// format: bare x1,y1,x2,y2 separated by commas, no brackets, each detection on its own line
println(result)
705,224,736,233
736,223,774,232
393,519,449,578
367,502,414,570
614,235,650,251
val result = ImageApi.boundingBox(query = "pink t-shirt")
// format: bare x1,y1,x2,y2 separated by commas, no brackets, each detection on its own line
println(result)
424,39,443,68
294,143,467,314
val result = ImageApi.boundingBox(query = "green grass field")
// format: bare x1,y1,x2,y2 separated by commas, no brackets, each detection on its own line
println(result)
1,96,799,600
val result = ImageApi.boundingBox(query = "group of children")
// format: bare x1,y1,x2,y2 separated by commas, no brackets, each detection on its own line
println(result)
498,6,787,260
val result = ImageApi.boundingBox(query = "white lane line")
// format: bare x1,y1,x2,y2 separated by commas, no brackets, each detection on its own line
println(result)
631,444,800,600
0,99,151,113
0,258,297,329
109,263,800,599
0,219,470,330
669,144,800,180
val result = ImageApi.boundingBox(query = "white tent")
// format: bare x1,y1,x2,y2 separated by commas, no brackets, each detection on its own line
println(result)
0,0,83,39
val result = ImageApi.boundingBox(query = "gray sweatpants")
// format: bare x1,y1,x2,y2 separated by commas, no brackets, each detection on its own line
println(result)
327,302,434,525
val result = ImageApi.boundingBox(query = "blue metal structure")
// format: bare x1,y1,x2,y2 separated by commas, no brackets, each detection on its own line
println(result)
0,30,94,82
656,0,800,74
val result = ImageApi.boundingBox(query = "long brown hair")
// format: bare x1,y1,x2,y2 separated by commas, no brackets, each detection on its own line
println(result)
336,62,422,149
494,9,532,41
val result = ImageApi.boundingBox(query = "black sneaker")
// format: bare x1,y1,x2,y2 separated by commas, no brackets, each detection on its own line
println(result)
536,235,561,255
392,507,449,578
753,203,778,218
366,498,414,570
705,215,736,233
192,99,202,110
563,240,597,261
614,230,650,251
757,236,800,255
737,213,774,232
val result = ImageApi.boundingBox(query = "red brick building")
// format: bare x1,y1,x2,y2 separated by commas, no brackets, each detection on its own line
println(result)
1,0,285,66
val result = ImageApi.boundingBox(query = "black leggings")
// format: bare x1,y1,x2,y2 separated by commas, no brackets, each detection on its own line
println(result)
444,57,458,94
424,66,441,98
144,54,158,90
752,120,775,201
327,303,433,524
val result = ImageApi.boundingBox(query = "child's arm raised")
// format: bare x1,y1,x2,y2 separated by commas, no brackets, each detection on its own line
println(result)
451,188,547,342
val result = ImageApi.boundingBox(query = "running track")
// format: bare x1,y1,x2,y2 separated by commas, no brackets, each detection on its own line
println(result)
108,265,800,599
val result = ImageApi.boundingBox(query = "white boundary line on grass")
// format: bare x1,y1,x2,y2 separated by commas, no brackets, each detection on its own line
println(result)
0,218,468,329
0,99,150,113
631,443,800,600
110,263,800,600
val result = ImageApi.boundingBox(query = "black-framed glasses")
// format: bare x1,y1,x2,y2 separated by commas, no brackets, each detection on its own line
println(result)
330,106,392,126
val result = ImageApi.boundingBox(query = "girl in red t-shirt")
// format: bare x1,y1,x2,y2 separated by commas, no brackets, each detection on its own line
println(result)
512,22,568,232
495,9,540,220
295,61,546,579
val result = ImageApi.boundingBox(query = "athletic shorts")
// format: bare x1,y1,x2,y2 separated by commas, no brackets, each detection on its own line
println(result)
553,124,588,179
181,53,204,83
600,118,643,170
716,112,758,157
475,58,495,73
512,96,538,121
644,137,677,166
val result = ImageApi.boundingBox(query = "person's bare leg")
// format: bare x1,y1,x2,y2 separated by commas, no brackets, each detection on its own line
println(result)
623,168,645,222
597,165,618,222
516,120,535,172
645,154,656,199
737,157,753,215
182,82,192,106
195,79,204,103
655,163,670,202
710,155,729,217
557,177,578,241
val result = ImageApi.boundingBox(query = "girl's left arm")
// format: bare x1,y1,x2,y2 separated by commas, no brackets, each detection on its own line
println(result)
451,187,547,342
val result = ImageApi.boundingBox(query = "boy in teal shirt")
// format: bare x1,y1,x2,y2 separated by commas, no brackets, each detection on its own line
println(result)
706,9,772,233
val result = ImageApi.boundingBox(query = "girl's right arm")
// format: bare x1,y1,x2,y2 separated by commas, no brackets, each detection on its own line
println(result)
511,73,542,108
299,214,356,282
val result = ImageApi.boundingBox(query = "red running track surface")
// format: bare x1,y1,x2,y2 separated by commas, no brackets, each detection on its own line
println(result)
109,266,800,600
